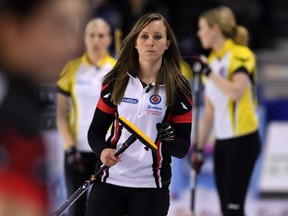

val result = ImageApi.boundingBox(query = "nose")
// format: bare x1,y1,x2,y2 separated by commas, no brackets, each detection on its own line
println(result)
146,38,154,47
93,36,100,42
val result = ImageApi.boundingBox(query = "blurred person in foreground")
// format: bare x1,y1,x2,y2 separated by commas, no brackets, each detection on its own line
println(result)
0,0,89,215
190,6,261,216
56,17,116,216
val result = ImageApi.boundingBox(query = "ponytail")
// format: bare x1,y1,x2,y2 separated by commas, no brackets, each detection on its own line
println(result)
201,6,250,47
233,25,249,46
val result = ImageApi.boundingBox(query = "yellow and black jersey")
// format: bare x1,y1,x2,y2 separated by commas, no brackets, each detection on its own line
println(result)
57,53,116,151
205,39,258,139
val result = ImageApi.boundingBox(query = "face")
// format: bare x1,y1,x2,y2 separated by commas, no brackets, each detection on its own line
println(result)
135,20,170,63
197,17,217,49
84,21,111,55
0,0,89,82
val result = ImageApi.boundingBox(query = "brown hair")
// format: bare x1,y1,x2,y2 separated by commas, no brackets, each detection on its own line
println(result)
104,12,191,106
201,6,249,46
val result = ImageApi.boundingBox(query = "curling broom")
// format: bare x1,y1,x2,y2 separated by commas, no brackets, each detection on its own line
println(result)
52,115,157,216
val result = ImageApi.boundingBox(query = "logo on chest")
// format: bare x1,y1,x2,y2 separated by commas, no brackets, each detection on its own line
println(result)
121,97,139,104
77,80,92,85
147,94,163,116
149,95,161,105
219,67,227,77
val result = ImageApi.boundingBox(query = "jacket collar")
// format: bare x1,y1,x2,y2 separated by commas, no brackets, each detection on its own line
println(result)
211,39,234,59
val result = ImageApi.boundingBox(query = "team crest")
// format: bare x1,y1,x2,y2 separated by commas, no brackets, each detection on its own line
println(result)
219,67,226,77
149,94,161,105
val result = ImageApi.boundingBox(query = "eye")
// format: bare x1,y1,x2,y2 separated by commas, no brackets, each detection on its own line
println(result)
98,33,104,39
154,35,162,40
140,34,149,40
90,33,95,38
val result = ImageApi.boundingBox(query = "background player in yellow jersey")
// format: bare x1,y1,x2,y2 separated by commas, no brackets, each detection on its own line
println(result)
56,18,116,216
190,6,261,216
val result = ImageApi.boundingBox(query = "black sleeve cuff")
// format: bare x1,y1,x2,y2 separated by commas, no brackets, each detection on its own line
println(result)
163,122,191,158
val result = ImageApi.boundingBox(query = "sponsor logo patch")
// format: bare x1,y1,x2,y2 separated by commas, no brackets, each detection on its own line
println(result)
147,105,162,111
77,80,91,85
121,97,139,104
219,67,226,77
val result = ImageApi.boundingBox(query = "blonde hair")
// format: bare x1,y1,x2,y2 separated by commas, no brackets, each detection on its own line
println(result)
85,18,111,36
201,6,249,46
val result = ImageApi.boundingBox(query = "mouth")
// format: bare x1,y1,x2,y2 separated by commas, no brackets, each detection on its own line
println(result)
92,46,100,51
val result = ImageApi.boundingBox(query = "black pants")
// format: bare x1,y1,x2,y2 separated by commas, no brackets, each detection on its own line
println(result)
65,152,97,216
85,182,170,216
214,131,261,216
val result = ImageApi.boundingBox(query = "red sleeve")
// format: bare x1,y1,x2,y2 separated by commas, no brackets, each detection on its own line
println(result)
171,92,192,124
96,80,116,114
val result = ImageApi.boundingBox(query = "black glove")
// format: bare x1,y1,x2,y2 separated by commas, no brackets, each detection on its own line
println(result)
190,145,205,174
65,146,84,172
189,56,211,77
156,123,175,143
